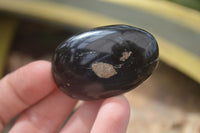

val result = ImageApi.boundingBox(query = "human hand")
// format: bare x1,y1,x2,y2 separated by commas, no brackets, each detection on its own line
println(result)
0,61,130,133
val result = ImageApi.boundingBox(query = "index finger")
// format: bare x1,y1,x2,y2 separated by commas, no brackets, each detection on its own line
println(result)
0,60,56,131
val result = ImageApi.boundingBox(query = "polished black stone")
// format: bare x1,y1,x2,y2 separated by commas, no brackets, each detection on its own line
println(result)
52,25,159,100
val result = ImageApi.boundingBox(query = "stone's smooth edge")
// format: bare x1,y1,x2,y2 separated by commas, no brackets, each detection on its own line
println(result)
52,25,159,100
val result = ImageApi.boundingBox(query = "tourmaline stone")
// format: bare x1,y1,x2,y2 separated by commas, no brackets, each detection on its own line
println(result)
52,25,159,100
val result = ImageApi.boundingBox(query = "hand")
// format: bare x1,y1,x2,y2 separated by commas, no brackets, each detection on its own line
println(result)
0,61,130,133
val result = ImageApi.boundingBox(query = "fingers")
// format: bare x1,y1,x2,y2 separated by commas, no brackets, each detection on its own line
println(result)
60,95,130,133
0,60,56,131
91,95,130,133
9,90,77,133
0,59,130,133
60,100,103,133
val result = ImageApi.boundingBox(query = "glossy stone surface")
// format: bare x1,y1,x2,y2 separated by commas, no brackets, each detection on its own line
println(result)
52,25,159,100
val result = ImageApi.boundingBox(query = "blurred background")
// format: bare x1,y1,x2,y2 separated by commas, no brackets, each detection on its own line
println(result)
0,0,200,132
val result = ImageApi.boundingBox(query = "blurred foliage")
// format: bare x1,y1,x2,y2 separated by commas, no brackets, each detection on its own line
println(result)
168,0,200,11
0,18,17,77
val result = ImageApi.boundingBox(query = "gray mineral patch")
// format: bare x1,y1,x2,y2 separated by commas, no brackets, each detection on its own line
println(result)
91,62,117,78
120,51,132,61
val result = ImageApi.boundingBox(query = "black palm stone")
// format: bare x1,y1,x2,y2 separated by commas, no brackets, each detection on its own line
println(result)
52,25,159,100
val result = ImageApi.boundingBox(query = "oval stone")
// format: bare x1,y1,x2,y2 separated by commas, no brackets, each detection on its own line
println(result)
52,25,159,100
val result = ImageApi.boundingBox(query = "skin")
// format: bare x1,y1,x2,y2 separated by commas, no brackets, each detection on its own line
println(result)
0,60,130,133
